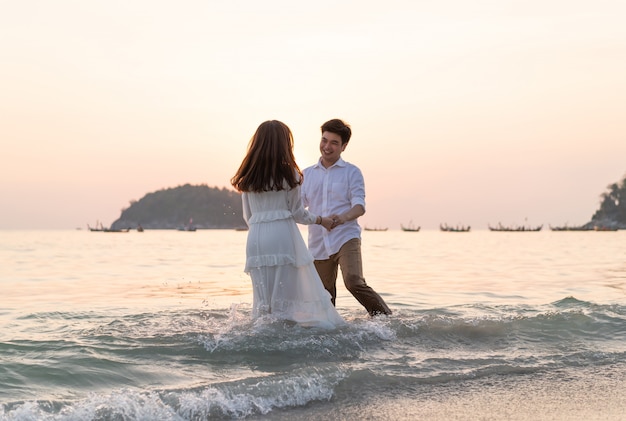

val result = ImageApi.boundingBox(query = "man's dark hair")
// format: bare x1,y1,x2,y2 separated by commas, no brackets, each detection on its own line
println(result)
321,119,352,144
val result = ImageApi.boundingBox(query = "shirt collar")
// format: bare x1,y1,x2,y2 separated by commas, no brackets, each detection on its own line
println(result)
314,157,346,169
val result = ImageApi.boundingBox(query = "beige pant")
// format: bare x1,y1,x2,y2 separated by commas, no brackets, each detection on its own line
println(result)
314,238,392,316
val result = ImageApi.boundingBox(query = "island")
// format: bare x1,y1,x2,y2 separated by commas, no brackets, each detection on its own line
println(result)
110,184,246,230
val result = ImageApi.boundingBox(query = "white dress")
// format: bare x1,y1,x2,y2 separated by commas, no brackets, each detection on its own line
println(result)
242,184,345,329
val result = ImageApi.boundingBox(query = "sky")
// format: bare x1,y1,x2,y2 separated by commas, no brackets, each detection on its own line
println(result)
1,0,625,230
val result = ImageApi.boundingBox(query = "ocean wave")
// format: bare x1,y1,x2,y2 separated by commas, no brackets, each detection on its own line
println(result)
2,297,625,419
1,366,348,421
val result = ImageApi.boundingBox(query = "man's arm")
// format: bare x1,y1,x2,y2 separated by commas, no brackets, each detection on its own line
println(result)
331,204,365,227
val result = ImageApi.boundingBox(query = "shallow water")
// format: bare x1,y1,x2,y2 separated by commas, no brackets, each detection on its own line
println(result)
1,229,625,420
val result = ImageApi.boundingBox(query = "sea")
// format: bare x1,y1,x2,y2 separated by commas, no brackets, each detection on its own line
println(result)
1,228,625,420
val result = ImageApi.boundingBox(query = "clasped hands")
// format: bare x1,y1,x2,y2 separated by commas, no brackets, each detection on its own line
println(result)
319,214,344,231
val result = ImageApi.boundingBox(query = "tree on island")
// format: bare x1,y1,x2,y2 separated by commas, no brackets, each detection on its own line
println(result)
590,173,626,228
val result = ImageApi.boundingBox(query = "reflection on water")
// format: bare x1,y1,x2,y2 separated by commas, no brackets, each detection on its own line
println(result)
362,229,626,307
2,229,624,312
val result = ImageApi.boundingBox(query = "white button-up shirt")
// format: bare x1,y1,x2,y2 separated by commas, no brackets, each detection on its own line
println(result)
302,157,366,260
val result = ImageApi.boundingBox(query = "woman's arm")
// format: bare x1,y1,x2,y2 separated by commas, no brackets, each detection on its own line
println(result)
242,192,251,226
288,186,332,229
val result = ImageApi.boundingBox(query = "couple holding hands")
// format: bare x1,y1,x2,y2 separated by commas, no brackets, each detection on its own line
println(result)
231,119,392,329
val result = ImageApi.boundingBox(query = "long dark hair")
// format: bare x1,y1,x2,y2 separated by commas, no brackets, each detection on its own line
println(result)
231,120,303,193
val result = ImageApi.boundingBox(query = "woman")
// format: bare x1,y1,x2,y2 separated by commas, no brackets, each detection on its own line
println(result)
231,120,345,329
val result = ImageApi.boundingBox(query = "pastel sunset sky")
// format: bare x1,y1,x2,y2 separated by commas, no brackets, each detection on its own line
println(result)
2,0,625,230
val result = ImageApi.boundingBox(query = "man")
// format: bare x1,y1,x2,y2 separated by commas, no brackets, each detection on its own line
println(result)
302,119,392,316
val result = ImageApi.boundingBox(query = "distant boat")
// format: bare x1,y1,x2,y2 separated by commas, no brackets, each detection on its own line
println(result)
488,223,542,232
178,218,197,231
400,222,420,232
593,225,618,231
551,222,619,231
440,223,470,232
87,221,105,232
364,227,388,232
88,222,129,232
549,224,591,231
